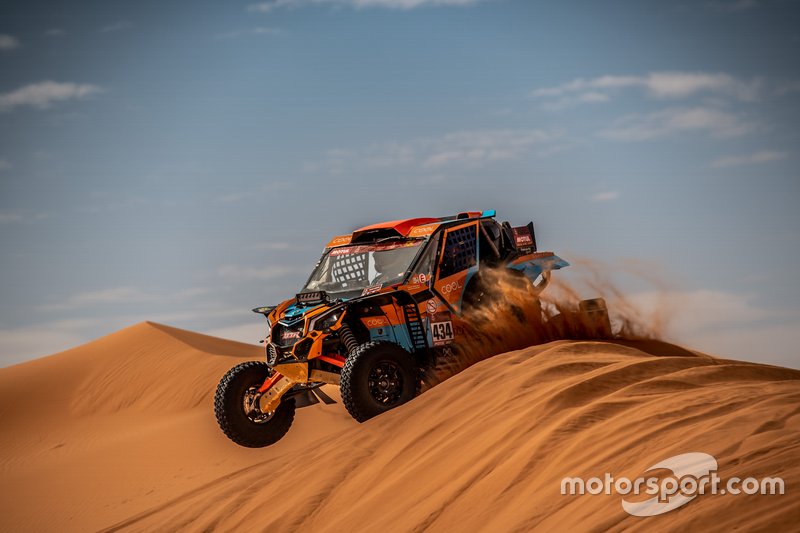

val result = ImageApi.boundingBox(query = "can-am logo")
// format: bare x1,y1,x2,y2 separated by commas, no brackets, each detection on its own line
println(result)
561,452,785,517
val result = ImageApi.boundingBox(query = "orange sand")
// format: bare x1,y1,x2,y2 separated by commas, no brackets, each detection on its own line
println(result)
1,322,798,531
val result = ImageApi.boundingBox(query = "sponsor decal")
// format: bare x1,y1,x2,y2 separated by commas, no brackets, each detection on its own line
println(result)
426,299,438,314
409,224,437,236
330,241,421,257
362,316,390,328
281,330,301,341
361,283,383,296
330,246,356,256
326,235,351,247
512,226,533,247
439,280,463,295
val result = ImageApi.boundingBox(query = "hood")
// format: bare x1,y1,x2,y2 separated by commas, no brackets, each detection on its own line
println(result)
280,300,327,323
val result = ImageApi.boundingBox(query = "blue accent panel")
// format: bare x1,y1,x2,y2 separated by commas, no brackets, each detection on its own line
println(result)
456,265,480,314
281,302,323,323
481,209,496,217
368,324,414,352
508,255,570,283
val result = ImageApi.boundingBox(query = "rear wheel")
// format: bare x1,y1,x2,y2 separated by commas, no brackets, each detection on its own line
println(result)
462,269,533,323
214,361,295,448
340,341,417,422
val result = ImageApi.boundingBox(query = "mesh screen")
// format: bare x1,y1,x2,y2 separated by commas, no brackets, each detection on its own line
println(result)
440,225,477,278
331,252,369,284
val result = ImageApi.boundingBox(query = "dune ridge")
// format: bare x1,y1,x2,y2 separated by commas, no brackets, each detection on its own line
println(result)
1,322,798,532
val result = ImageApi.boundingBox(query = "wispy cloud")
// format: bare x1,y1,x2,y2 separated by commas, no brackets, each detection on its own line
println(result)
0,81,103,112
204,322,265,345
41,286,210,311
0,210,50,223
0,212,23,223
0,34,20,51
710,150,788,168
598,107,753,141
306,128,563,174
216,27,284,39
253,241,295,251
216,181,293,204
541,91,609,111
0,159,10,171
0,320,88,366
591,191,620,202
100,21,132,33
218,264,297,281
708,0,759,13
248,0,482,13
622,289,800,368
532,72,765,106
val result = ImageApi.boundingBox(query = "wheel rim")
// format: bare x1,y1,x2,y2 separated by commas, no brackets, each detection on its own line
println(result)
368,361,403,405
243,386,275,423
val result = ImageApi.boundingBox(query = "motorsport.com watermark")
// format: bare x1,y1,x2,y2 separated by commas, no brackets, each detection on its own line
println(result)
561,452,785,517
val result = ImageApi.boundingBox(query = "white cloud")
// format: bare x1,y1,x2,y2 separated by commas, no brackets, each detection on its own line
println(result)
709,0,759,13
204,323,265,345
0,210,51,223
248,0,481,13
217,181,293,204
623,288,800,368
625,289,772,334
100,21,131,33
218,264,297,281
598,107,752,141
591,191,619,202
216,27,283,39
541,91,610,111
423,129,557,168
253,241,295,251
0,81,103,112
41,286,210,311
0,34,20,50
710,150,788,168
0,212,22,223
532,72,764,105
775,80,800,96
309,128,562,174
0,321,87,367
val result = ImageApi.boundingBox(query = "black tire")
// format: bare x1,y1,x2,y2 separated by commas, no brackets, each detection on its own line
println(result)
340,341,417,423
214,361,296,448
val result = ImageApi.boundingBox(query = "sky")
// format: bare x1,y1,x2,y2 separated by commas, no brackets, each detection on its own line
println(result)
0,0,799,368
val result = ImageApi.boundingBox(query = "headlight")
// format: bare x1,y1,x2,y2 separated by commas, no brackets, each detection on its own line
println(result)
308,308,342,332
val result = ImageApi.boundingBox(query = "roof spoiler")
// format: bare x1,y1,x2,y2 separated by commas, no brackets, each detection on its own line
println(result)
439,209,497,222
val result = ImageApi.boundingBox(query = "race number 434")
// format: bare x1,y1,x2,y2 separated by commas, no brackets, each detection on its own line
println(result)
431,320,454,346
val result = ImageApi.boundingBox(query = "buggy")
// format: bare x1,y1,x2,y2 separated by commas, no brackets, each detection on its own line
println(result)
215,210,583,447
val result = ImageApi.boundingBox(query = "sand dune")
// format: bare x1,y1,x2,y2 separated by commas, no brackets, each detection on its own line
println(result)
1,322,798,532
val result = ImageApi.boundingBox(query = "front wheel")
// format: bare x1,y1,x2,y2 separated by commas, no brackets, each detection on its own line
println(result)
340,341,417,423
214,361,295,448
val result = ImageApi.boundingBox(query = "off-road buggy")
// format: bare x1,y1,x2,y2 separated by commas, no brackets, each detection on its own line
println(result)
215,210,604,447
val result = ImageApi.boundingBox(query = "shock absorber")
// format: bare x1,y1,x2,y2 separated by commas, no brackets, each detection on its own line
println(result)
338,323,359,355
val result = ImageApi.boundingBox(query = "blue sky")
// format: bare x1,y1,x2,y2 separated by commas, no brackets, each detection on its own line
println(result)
1,0,799,367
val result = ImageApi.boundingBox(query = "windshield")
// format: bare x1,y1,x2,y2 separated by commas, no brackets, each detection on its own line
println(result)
303,239,426,296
